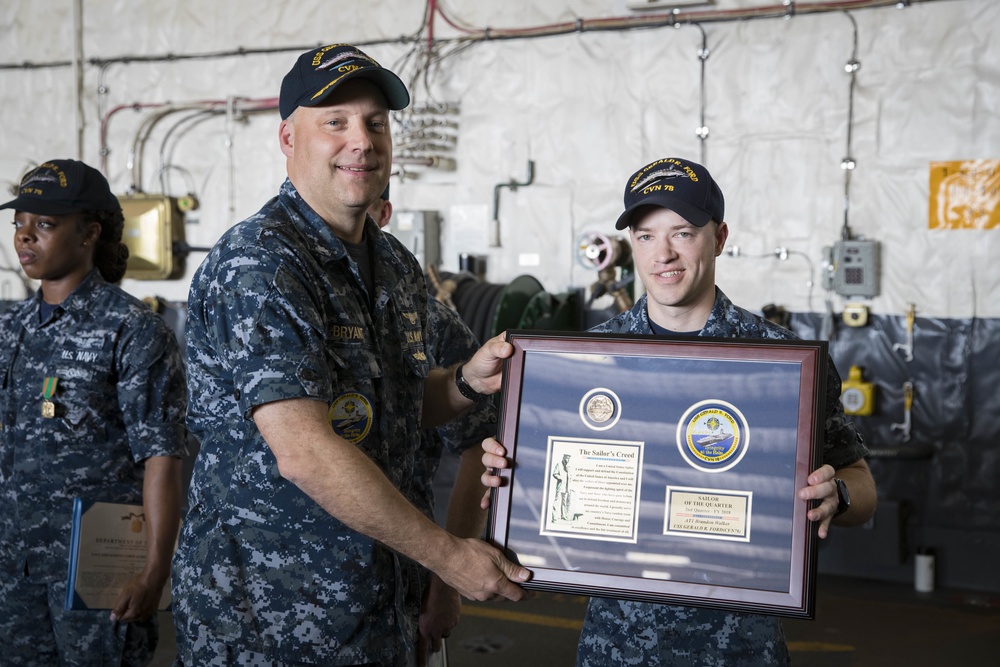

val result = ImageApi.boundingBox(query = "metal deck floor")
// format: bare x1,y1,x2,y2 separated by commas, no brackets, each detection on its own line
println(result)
151,573,999,666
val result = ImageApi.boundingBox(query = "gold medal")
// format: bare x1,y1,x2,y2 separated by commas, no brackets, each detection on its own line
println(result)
42,376,59,419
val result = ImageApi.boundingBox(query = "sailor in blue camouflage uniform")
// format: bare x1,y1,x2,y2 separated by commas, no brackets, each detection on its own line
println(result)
368,185,497,656
0,160,187,666
408,298,497,528
172,44,529,667
370,188,499,661
406,298,499,662
482,157,877,666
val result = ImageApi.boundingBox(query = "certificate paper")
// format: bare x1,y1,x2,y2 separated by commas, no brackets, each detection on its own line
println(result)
65,499,172,611
541,437,644,542
664,487,752,542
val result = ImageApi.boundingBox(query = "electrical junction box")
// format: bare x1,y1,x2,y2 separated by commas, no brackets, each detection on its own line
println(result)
841,365,875,416
120,195,187,280
390,210,440,269
828,240,880,298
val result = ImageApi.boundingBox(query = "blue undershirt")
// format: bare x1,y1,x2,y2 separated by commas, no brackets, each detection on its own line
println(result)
39,301,58,323
648,318,701,337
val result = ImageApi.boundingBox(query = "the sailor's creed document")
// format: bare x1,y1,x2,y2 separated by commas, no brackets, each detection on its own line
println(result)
64,499,172,611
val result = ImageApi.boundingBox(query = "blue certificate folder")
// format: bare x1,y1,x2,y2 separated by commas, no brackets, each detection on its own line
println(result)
65,498,172,611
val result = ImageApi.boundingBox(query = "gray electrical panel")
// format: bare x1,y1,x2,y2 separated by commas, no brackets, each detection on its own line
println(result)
390,210,441,268
826,239,880,298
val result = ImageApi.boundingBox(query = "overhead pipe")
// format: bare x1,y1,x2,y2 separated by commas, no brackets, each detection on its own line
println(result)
101,96,277,181
392,156,456,169
101,101,178,175
128,105,201,193
491,160,535,248
840,11,861,239
0,0,932,74
429,0,920,42
72,0,84,158
158,109,221,196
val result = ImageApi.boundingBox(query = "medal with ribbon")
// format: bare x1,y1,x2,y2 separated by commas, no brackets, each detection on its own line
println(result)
42,376,58,418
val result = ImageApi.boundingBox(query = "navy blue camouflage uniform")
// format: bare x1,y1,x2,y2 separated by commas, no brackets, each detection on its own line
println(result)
399,297,496,619
404,297,495,521
576,289,869,667
0,270,188,666
173,179,435,666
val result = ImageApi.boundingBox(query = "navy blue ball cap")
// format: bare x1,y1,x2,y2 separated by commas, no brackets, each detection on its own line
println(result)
614,157,725,230
0,159,120,216
279,44,410,119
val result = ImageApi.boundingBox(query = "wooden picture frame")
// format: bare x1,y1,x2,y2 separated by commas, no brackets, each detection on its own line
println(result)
486,330,827,618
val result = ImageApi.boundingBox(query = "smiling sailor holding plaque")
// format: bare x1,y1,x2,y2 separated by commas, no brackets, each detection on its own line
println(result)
483,156,877,667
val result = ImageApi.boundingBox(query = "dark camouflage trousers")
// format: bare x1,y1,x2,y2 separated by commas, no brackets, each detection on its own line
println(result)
174,630,413,667
577,599,790,667
0,574,157,666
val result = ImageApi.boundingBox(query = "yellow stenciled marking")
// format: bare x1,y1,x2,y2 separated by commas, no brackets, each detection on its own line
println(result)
330,325,364,341
461,605,583,630
311,44,345,66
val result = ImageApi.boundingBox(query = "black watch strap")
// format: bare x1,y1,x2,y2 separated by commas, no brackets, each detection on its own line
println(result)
455,364,488,403
833,477,851,517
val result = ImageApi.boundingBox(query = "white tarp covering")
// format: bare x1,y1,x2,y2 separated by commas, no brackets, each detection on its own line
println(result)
0,0,997,318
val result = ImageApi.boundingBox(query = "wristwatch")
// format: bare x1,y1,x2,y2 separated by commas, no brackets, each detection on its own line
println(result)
455,364,489,403
833,477,851,517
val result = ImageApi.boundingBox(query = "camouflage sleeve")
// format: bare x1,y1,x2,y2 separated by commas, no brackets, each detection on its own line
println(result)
116,310,188,461
436,400,497,455
205,246,333,418
821,357,870,469
426,299,497,454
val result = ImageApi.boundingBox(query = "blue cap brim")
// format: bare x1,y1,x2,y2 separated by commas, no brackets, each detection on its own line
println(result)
615,196,713,230
0,197,86,216
300,69,410,114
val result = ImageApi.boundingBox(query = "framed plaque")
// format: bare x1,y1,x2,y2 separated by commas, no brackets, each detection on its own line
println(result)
486,330,827,619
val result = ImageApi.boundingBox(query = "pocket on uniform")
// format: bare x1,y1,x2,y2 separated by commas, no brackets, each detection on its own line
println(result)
52,336,116,430
401,343,429,379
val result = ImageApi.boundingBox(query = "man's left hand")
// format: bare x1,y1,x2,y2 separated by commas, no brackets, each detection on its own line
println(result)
417,574,461,666
798,463,839,539
459,332,514,396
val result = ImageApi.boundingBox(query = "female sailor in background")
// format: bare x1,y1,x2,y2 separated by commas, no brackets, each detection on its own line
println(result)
0,159,187,666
